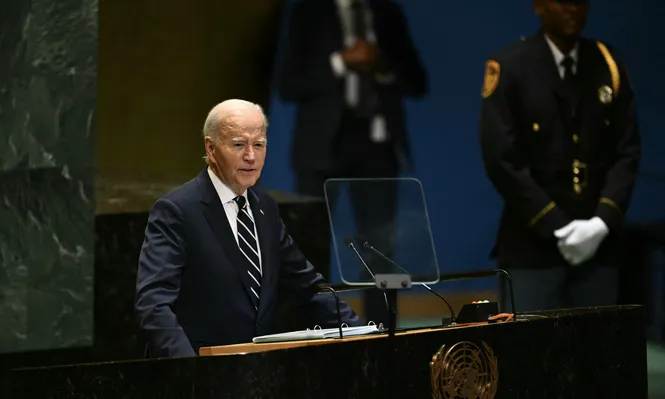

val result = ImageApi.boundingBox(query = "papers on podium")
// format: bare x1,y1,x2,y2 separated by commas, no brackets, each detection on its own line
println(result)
252,324,379,343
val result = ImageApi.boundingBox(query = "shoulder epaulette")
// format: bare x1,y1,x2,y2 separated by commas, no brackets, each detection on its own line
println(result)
595,41,620,97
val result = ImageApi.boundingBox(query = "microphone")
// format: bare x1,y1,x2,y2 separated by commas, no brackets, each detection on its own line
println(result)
344,237,376,279
357,237,457,325
344,238,390,312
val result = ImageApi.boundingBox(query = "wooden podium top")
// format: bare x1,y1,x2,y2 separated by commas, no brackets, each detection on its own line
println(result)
198,321,491,356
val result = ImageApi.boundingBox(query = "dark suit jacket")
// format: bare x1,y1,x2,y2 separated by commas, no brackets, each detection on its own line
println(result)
135,169,361,358
479,31,641,268
278,0,427,173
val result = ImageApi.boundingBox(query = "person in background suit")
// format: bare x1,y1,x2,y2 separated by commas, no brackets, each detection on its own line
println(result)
278,0,427,324
479,0,641,313
135,99,361,358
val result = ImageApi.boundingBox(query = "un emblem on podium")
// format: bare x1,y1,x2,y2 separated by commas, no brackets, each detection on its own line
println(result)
430,341,498,399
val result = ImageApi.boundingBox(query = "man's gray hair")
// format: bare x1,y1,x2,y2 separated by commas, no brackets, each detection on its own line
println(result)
202,99,269,162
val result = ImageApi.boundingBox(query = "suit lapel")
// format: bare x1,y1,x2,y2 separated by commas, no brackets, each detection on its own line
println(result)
572,39,597,120
198,170,258,309
318,0,343,53
248,189,275,319
368,0,390,41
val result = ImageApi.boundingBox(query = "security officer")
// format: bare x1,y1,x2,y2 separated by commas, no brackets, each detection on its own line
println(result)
478,0,641,312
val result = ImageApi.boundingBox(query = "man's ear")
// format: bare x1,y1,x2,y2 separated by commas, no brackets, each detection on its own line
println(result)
204,136,215,156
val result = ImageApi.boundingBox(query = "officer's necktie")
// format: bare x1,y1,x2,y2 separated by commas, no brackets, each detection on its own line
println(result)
561,56,576,84
561,56,579,116
234,195,261,307
350,0,378,118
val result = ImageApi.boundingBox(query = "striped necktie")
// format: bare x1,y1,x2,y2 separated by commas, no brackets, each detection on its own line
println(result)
234,195,261,305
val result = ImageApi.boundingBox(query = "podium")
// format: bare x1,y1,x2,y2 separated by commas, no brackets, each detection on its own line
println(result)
7,305,647,398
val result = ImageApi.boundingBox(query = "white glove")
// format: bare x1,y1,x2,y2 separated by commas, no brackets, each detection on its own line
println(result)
554,217,609,266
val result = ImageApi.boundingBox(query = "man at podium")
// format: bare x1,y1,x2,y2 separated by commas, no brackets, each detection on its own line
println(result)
135,99,362,358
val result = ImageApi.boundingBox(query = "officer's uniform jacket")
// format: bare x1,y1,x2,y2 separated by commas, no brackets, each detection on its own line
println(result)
479,30,641,268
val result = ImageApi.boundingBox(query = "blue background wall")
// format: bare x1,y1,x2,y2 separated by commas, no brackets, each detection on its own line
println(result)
261,0,665,292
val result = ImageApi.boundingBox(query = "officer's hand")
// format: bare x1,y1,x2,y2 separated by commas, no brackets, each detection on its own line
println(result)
554,220,586,265
554,217,609,266
557,240,585,266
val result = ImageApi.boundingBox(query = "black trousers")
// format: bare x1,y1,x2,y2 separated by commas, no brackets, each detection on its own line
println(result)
499,264,619,314
295,112,400,325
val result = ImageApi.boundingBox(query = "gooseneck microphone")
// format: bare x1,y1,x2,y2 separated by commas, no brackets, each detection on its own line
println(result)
357,237,457,325
344,238,390,312
344,238,374,278
316,284,344,339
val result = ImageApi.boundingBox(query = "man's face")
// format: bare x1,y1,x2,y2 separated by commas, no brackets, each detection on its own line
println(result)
535,0,588,40
205,109,267,195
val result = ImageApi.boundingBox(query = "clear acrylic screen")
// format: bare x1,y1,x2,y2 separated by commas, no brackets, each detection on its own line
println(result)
324,178,440,286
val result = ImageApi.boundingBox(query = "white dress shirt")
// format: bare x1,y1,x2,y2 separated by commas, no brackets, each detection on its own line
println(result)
207,167,262,271
330,0,389,143
544,34,579,79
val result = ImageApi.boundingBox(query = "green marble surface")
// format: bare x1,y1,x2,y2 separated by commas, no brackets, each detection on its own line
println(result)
0,0,97,354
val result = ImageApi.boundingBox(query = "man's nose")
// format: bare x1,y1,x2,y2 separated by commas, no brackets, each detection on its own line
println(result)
244,148,256,162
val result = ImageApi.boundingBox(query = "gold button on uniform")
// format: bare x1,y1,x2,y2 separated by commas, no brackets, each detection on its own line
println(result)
605,119,610,126
572,134,579,143
572,159,586,195
532,123,540,132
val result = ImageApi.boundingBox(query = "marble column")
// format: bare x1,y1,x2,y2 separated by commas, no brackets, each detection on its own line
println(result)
0,0,97,353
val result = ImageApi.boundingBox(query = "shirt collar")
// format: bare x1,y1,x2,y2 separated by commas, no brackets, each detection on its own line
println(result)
544,34,579,66
207,167,247,206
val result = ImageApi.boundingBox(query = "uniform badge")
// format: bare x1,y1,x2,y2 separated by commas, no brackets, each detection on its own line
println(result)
598,85,613,104
481,60,500,99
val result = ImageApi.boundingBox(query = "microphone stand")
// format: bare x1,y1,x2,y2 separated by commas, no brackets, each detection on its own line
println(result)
361,240,457,326
316,285,344,339
346,240,408,337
